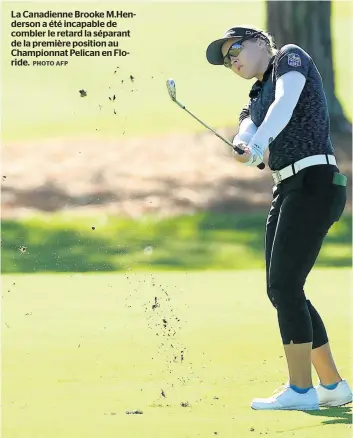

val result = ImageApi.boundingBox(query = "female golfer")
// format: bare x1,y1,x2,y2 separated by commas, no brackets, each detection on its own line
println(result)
206,26,352,411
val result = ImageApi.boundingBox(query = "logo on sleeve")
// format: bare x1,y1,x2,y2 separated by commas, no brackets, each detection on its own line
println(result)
287,53,301,67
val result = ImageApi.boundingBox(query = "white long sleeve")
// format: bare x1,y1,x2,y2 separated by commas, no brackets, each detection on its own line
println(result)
239,117,258,136
233,117,258,144
247,71,306,156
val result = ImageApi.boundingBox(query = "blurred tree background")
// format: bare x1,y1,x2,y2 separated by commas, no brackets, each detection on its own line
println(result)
267,0,352,133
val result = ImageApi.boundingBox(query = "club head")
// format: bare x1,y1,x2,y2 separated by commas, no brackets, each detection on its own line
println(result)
166,79,176,101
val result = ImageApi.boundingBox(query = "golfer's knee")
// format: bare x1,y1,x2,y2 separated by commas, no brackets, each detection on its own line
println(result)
267,274,304,309
266,285,277,308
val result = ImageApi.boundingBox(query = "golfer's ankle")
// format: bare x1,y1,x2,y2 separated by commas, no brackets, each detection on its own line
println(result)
320,377,342,386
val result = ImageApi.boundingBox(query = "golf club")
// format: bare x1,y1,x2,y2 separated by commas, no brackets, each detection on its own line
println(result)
166,79,265,170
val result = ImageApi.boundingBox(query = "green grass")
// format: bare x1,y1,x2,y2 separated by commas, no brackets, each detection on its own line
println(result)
1,212,351,273
2,269,352,438
1,1,351,141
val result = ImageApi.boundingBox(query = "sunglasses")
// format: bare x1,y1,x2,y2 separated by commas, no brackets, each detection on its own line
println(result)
223,31,263,68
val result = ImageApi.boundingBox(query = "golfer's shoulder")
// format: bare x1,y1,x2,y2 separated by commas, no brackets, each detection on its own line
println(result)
274,43,312,64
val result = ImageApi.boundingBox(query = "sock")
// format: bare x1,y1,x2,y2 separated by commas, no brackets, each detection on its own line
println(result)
290,384,313,394
321,382,339,390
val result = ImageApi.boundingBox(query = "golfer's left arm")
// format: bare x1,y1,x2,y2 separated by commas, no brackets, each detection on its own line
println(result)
243,71,306,166
234,102,258,144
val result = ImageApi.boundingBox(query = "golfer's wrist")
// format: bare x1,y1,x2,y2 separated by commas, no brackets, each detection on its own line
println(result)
233,132,252,145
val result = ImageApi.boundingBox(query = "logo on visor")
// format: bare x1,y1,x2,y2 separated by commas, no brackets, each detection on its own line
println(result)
287,53,301,67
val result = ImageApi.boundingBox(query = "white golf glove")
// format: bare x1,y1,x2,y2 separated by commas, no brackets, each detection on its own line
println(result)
232,134,263,167
243,143,264,167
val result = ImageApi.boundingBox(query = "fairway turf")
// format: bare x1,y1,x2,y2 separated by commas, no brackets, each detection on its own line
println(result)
2,269,352,437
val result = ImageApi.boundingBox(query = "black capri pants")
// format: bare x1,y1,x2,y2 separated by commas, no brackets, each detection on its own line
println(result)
265,164,347,346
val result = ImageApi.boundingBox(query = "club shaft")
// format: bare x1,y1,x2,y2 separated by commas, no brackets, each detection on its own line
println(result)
174,98,265,170
175,100,234,148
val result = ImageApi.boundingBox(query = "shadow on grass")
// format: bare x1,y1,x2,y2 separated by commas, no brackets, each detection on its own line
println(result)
1,213,351,273
2,183,121,212
304,406,352,425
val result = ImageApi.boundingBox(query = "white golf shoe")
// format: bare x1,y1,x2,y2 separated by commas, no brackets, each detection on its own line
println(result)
251,384,319,411
315,380,352,407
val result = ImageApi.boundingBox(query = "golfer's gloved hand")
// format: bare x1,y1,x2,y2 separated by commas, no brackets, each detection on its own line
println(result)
232,135,264,167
